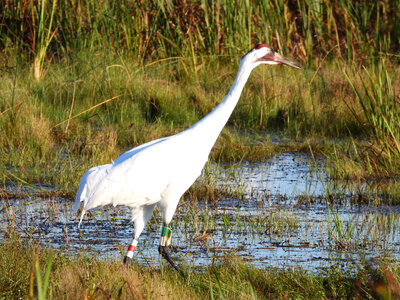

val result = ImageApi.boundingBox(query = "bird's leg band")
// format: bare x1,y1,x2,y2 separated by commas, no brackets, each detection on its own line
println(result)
125,239,138,259
158,226,184,277
160,226,172,247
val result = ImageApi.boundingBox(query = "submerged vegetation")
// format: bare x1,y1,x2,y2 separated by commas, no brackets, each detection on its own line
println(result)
1,0,400,298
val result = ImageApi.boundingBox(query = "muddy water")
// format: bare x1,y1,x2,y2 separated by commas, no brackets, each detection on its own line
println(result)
1,152,399,271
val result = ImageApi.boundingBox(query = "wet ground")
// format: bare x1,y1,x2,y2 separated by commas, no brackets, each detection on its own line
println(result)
1,152,399,272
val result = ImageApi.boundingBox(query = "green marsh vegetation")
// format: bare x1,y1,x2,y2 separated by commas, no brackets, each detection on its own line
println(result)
1,0,400,298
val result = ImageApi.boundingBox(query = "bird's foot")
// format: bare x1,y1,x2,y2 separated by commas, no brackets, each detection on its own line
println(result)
158,245,185,277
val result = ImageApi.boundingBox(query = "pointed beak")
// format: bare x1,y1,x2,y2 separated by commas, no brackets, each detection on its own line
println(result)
260,51,303,70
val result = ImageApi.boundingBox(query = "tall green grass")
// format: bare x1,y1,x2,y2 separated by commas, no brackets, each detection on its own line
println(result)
2,0,399,68
31,0,57,81
344,59,400,176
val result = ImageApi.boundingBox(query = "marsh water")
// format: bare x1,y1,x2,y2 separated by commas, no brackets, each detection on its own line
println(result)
1,152,399,272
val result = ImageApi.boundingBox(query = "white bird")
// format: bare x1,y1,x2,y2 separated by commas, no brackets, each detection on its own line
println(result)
74,44,302,275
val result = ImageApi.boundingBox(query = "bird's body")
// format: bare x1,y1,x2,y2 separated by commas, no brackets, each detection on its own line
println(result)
74,57,252,229
74,44,302,274
75,131,207,230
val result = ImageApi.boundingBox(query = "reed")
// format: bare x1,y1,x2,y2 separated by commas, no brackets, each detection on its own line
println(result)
31,0,57,81
344,59,400,176
2,1,399,68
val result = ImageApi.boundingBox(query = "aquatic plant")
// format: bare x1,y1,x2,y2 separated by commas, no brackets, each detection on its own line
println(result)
326,206,356,249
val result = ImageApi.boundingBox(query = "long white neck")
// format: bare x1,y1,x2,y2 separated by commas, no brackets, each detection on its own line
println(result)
189,60,254,150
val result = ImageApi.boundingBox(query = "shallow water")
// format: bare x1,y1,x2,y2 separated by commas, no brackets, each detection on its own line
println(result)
1,152,399,272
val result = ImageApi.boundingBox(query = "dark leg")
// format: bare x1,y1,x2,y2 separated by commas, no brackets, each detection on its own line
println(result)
159,226,185,277
158,245,185,276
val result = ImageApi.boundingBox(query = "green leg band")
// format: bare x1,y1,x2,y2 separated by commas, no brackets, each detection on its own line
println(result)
161,226,172,238
160,226,172,246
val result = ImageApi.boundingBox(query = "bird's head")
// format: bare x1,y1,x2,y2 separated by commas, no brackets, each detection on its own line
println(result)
241,44,303,70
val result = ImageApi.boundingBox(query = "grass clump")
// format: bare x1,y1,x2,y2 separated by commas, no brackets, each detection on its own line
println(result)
344,60,400,177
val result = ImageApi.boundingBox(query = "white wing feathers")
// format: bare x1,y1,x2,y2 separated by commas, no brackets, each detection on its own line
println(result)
74,136,179,225
74,131,207,227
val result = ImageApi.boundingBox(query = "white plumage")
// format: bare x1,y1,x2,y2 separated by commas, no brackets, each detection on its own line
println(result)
74,44,302,272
